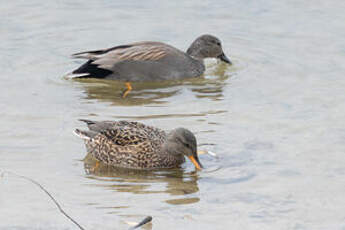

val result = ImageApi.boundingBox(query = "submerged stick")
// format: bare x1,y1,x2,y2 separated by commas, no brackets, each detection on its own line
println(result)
128,216,152,230
1,170,86,230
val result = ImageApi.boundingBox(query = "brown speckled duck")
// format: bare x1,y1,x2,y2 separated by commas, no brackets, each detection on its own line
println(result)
74,120,203,170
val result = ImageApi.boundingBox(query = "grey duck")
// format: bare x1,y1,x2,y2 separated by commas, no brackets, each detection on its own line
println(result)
67,34,231,97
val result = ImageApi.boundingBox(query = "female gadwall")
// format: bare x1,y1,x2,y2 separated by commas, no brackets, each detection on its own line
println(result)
68,34,231,97
74,119,203,170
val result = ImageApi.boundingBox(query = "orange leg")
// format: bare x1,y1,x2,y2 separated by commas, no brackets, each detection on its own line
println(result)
122,82,133,98
90,161,100,172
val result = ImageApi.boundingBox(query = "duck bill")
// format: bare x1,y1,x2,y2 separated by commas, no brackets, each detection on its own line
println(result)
218,52,232,65
188,155,203,170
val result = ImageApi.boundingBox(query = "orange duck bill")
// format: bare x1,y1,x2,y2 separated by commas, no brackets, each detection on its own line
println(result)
188,155,203,170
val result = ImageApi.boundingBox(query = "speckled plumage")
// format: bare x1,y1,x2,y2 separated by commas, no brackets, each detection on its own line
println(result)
74,120,202,170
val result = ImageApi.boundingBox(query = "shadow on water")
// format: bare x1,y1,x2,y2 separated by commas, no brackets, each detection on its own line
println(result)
83,153,200,205
72,62,232,106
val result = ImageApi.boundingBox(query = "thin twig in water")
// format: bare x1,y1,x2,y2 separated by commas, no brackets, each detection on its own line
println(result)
2,170,153,230
1,170,86,230
129,216,152,230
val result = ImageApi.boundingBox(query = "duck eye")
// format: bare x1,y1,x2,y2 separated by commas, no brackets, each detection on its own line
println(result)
184,142,191,148
216,42,221,46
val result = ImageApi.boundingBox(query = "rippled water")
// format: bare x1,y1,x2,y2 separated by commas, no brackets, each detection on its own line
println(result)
1,0,345,229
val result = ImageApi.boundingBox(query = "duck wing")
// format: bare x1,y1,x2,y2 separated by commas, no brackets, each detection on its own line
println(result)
98,125,151,146
83,123,166,168
78,119,121,132
79,119,166,142
78,119,166,145
72,42,170,70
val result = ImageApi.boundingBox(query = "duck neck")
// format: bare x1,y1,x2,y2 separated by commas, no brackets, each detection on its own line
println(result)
162,137,182,157
186,45,204,62
161,141,185,166
186,47,206,77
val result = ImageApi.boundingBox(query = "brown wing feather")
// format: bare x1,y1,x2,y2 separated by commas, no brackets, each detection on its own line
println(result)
73,42,170,70
120,46,167,61
81,120,168,168
81,120,166,143
100,127,149,146
85,128,161,168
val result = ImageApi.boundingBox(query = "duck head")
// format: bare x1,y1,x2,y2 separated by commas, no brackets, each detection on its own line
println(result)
187,34,232,65
165,128,203,170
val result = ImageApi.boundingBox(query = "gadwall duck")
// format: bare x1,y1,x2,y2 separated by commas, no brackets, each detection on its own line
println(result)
74,119,203,170
68,34,231,97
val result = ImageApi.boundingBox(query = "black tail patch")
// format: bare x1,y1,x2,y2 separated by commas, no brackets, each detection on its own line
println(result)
72,60,112,78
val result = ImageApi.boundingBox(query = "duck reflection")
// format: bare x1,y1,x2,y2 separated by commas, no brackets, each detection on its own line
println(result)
74,62,231,106
83,153,200,205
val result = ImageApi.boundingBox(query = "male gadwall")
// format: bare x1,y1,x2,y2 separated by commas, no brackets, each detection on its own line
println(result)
74,119,203,170
68,34,231,97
